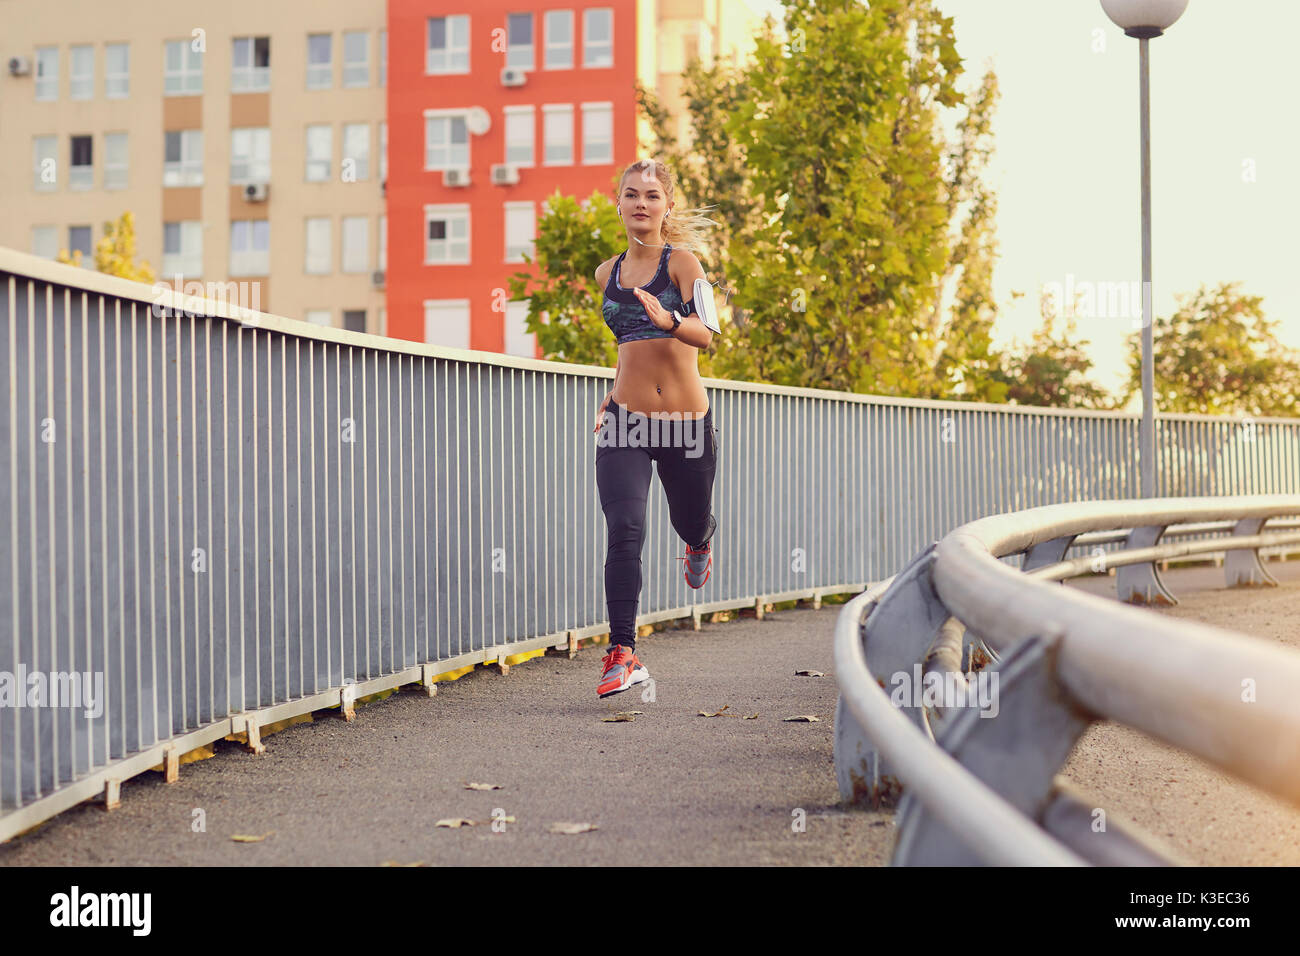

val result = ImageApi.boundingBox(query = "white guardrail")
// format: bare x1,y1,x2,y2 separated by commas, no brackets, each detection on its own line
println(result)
834,495,1300,865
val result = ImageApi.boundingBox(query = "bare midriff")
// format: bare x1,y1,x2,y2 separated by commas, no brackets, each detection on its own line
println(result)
612,337,709,419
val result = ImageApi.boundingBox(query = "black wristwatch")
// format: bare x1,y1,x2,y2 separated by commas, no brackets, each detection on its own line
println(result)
669,311,682,332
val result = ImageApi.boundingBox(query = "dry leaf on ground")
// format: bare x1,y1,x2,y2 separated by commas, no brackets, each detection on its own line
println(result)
464,782,502,790
435,817,479,828
230,831,273,843
548,822,598,835
698,704,731,718
602,711,643,722
783,715,821,722
795,669,826,678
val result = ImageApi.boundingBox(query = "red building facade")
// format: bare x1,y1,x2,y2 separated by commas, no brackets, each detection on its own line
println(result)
387,0,640,355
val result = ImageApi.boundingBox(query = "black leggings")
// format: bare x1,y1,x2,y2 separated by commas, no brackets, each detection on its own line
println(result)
595,398,718,650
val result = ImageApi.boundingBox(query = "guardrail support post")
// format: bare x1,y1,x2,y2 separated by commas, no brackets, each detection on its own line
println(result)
1021,534,1079,578
1225,517,1279,588
1116,525,1177,605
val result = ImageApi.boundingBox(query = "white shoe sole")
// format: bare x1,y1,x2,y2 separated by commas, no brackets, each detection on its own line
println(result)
599,663,650,698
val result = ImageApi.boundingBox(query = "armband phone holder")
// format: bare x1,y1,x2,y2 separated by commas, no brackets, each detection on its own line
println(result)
692,278,721,334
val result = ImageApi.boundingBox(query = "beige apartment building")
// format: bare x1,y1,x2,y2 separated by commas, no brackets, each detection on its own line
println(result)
0,0,388,333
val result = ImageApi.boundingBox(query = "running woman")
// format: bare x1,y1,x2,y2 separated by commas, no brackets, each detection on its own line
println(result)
592,158,722,698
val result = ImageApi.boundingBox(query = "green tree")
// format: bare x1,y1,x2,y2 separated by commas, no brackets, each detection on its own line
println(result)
1123,281,1300,417
58,211,156,283
995,294,1112,409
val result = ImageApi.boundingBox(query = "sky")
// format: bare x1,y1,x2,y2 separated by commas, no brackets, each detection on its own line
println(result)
741,0,1300,402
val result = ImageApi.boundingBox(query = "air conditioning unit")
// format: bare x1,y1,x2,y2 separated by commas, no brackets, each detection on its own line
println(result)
371,270,385,289
500,67,526,87
491,164,519,186
442,168,470,188
243,182,269,202
9,56,32,76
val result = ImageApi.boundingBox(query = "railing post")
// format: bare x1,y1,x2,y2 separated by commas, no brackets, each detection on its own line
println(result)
1115,524,1177,605
1224,517,1279,588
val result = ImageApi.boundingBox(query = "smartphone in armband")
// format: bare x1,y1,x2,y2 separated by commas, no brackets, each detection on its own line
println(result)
678,278,721,334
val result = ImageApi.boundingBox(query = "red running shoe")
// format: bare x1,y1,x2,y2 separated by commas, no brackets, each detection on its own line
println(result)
598,645,649,698
682,541,712,588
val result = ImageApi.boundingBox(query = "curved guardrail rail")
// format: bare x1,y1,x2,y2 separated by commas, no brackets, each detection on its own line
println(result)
834,494,1300,866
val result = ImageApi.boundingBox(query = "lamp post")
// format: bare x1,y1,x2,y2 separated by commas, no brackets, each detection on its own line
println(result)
1100,0,1188,498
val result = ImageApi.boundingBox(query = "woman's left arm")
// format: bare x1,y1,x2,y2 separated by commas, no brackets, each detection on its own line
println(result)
632,250,713,350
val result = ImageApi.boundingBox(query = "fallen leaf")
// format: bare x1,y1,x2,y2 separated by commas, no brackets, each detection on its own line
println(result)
795,669,825,678
464,782,502,791
783,715,821,722
230,831,273,843
435,817,479,828
548,822,598,835
380,860,428,867
495,815,517,824
602,711,643,722
698,704,731,718
742,713,759,720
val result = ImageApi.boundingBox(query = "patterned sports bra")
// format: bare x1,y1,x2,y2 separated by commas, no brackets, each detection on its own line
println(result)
601,243,694,344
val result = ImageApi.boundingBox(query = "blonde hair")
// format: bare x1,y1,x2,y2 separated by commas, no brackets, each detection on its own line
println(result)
617,158,719,259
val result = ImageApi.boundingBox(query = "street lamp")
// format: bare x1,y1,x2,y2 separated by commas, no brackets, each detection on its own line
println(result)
1100,0,1188,498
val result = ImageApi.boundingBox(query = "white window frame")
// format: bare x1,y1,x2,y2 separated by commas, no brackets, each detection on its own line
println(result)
69,45,94,100
230,219,270,276
379,30,387,87
423,299,471,349
342,310,367,334
504,201,535,263
504,105,534,167
305,310,332,327
35,46,58,101
378,214,387,271
342,123,370,181
507,12,535,70
104,132,128,190
162,221,203,278
164,39,203,95
583,8,613,68
305,124,332,182
427,15,469,74
545,10,574,69
542,103,573,166
105,43,129,98
307,33,332,90
504,299,536,358
424,205,470,265
423,109,469,171
31,226,58,260
341,216,369,274
164,129,203,186
33,136,57,191
69,134,94,190
232,36,271,92
343,30,369,87
580,101,613,165
68,226,93,268
231,127,271,184
305,217,331,274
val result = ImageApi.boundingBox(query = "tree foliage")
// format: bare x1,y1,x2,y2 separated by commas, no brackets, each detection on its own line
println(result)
57,211,156,283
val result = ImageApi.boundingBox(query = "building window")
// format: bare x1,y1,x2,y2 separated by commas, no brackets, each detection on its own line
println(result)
35,47,58,100
305,125,331,182
427,15,469,74
544,11,574,69
104,132,128,190
342,123,369,180
379,30,387,87
584,8,613,67
305,217,331,274
31,226,58,260
424,113,468,170
342,310,366,333
105,43,129,98
162,221,203,277
424,205,469,264
504,202,535,262
542,104,573,166
343,30,369,87
341,217,369,274
68,226,93,267
230,220,270,275
307,34,332,89
378,214,387,271
305,310,332,327
164,130,203,186
69,135,94,189
504,106,534,166
504,300,536,358
69,45,94,100
164,39,203,95
231,128,271,184
379,121,387,183
507,13,534,70
581,102,613,165
424,300,470,349
32,136,57,191
232,36,271,92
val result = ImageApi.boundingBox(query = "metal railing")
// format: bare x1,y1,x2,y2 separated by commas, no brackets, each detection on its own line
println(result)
834,495,1300,865
3,245,1300,841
